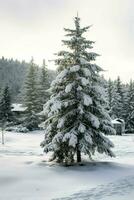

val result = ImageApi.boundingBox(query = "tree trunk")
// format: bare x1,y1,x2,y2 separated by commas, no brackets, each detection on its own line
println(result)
76,147,81,163
2,129,4,145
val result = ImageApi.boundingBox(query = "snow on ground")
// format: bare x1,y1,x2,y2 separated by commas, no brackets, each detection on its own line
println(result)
0,132,134,200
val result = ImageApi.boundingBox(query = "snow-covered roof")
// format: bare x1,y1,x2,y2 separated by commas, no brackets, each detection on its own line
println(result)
11,104,27,112
111,119,121,124
111,118,125,124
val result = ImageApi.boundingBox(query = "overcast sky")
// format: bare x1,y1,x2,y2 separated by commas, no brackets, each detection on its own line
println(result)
0,0,134,82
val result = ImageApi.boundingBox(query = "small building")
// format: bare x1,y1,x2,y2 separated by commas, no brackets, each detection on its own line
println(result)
111,118,125,135
11,103,27,119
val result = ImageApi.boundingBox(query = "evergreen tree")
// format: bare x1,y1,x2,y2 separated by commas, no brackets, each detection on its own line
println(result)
111,77,125,119
126,80,134,132
38,59,50,111
106,79,114,115
41,16,115,165
0,86,13,123
24,58,39,130
122,82,129,122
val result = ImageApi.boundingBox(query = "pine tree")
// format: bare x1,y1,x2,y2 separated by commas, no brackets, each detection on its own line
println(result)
0,86,13,123
106,79,114,115
111,77,125,119
126,80,134,132
38,59,50,111
24,58,39,130
116,77,125,118
41,16,115,164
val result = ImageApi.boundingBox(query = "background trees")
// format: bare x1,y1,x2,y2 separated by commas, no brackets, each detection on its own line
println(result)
0,57,55,102
0,86,13,123
23,58,40,130
38,59,50,112
125,80,134,132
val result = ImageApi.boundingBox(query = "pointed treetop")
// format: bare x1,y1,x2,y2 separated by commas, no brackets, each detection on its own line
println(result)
75,12,80,20
77,11,79,18
30,56,34,65
42,59,47,68
43,59,46,66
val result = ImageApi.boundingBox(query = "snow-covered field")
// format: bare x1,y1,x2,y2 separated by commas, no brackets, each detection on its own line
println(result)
1,131,134,200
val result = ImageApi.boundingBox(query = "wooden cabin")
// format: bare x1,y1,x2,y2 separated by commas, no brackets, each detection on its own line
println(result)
111,118,125,135
11,103,27,119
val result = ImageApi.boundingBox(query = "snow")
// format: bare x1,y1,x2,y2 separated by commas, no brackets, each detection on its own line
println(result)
11,103,27,112
62,132,71,142
112,118,125,124
94,85,105,96
69,133,77,148
77,86,82,91
82,68,91,77
62,129,78,148
80,58,89,65
90,113,100,129
65,83,73,93
52,132,63,144
50,100,62,114
70,65,80,72
111,119,121,124
84,133,93,144
1,131,134,200
81,77,89,86
51,69,68,86
78,123,86,133
83,94,92,106
57,118,65,129
64,101,68,108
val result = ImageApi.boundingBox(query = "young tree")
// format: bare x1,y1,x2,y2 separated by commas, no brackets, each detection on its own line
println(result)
38,59,50,111
24,58,39,130
0,86,13,122
41,16,115,165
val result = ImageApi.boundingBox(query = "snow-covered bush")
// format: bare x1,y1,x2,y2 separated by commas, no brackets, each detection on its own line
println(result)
5,125,29,133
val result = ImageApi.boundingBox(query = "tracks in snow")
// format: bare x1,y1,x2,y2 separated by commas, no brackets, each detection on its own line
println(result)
54,175,134,200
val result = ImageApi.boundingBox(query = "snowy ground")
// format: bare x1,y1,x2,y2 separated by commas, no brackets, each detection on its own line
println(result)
1,131,134,200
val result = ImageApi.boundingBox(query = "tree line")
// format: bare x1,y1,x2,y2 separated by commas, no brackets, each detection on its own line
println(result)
0,57,55,101
0,58,52,130
0,59,134,133
106,77,134,132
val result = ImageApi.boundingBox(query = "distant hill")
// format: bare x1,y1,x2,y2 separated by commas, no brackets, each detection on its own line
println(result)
0,57,56,102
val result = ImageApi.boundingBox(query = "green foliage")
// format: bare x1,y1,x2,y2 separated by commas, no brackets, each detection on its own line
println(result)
125,80,134,132
0,56,56,103
0,86,13,122
37,59,50,112
0,57,30,101
24,58,40,130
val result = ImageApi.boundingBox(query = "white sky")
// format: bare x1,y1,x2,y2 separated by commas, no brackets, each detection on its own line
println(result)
0,0,134,82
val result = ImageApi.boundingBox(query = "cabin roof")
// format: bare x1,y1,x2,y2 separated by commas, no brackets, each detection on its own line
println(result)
11,104,27,112
111,118,125,124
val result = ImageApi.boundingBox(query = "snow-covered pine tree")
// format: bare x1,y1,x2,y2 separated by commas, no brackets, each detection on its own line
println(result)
111,77,125,119
126,80,134,132
41,16,115,164
0,86,13,122
106,79,114,115
24,58,40,130
38,59,50,112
